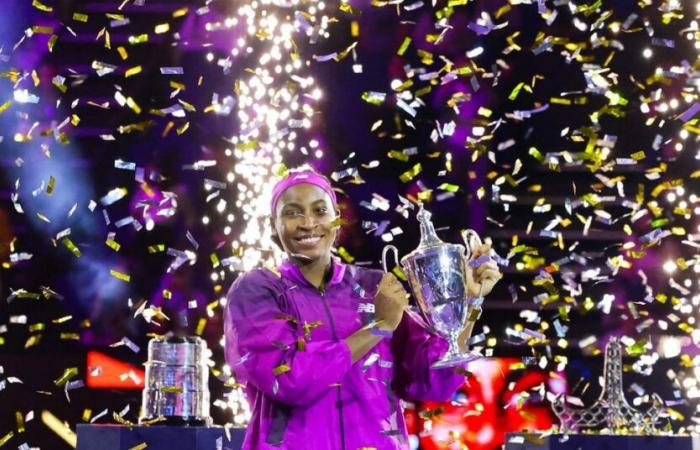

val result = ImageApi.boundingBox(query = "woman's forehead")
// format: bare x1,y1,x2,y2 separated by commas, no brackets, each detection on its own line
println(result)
277,183,334,207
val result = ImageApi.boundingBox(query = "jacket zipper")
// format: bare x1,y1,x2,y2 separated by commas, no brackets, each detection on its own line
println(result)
319,289,346,450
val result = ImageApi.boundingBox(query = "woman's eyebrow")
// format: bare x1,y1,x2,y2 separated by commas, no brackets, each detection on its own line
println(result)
283,199,327,208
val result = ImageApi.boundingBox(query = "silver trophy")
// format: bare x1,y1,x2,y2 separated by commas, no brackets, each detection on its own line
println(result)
552,337,664,434
139,336,212,426
382,204,485,368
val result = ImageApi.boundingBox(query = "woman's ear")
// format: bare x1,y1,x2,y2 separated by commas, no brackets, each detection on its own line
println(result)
268,215,281,249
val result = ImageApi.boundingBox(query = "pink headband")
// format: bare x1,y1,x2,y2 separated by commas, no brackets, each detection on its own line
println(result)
270,170,337,214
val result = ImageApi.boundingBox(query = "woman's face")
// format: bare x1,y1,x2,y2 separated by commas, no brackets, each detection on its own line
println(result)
272,183,338,264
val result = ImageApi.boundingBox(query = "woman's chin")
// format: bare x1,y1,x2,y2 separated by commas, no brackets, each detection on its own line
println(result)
289,248,325,264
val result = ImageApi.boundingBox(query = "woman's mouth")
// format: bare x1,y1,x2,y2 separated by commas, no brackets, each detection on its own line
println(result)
294,235,323,247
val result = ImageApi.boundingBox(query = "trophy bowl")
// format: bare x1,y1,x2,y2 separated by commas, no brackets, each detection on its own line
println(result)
139,335,212,426
383,205,484,368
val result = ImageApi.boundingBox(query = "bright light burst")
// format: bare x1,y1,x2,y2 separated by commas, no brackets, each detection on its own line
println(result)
205,0,334,425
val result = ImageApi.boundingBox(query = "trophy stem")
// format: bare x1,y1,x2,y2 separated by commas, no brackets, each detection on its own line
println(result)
432,331,482,369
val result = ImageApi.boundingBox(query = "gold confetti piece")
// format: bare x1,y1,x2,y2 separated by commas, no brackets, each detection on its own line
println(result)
417,190,432,202
392,266,407,281
32,0,53,11
160,386,183,393
125,97,141,114
339,3,360,14
128,34,149,45
528,146,543,162
0,431,14,446
195,318,206,336
337,246,355,263
273,364,291,376
82,409,92,422
329,217,347,228
32,25,53,34
15,411,24,433
110,269,131,282
550,97,571,105
125,66,142,78
52,315,72,324
438,183,459,192
60,333,80,340
387,150,409,162
399,163,422,182
46,176,55,195
51,77,66,93
0,100,12,114
106,239,121,251
73,12,88,22
54,367,78,387
116,46,128,60
176,121,190,135
47,34,58,52
210,253,220,268
477,106,492,117
155,23,170,34
172,7,188,17
397,37,411,56
148,245,165,253
129,443,147,450
631,150,646,161
508,82,525,100
62,238,81,257
29,323,45,333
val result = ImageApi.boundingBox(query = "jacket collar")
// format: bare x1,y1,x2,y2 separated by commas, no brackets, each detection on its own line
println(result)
278,256,346,288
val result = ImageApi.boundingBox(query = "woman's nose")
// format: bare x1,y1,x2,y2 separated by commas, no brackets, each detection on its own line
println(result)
299,213,317,228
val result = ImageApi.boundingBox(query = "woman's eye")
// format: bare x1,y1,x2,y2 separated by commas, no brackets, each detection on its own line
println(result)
285,210,302,217
316,208,327,215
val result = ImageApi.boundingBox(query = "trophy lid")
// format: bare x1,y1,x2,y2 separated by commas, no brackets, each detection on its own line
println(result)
416,203,445,248
400,203,465,265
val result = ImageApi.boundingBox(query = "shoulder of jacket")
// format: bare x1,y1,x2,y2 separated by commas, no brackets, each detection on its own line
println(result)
227,267,283,297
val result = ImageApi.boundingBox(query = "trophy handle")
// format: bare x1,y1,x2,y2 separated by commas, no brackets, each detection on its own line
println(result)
460,228,482,260
381,245,400,273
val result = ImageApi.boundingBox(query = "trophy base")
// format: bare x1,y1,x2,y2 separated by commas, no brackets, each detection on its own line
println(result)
139,416,212,427
431,350,482,369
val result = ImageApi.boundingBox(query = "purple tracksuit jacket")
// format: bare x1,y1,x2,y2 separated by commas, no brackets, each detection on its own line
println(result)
224,258,465,449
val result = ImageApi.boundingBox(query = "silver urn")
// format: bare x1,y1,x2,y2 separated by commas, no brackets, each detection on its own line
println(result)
383,204,484,368
139,336,212,426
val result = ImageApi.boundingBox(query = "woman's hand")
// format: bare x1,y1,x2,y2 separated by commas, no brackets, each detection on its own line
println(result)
374,273,409,331
465,238,502,299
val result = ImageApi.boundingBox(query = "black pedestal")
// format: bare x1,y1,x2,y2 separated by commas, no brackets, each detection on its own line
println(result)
76,424,245,450
504,432,699,450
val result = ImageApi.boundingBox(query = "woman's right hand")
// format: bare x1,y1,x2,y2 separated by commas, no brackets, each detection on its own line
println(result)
374,273,409,331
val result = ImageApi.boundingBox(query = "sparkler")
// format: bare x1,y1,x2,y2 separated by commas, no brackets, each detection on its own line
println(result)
207,0,335,425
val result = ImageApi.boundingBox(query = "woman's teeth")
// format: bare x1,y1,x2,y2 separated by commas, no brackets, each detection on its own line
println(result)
297,236,321,245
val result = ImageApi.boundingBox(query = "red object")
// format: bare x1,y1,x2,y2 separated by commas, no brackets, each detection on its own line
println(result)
86,351,145,389
409,358,564,450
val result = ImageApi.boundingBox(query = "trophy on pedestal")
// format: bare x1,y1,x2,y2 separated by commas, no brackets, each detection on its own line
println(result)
552,337,664,434
382,203,487,368
139,336,212,426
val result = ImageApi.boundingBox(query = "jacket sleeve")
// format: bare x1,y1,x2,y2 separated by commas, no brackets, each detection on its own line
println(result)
390,312,465,402
223,271,352,407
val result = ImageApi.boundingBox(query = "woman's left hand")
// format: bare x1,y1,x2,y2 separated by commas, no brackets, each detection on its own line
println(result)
465,238,502,298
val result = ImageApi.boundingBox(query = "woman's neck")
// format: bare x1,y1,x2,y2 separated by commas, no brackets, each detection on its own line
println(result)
294,254,332,290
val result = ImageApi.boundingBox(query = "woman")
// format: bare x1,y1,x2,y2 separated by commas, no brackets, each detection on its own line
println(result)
224,168,501,449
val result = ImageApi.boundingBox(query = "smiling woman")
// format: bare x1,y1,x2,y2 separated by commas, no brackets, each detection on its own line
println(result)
223,167,501,450
271,181,339,289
